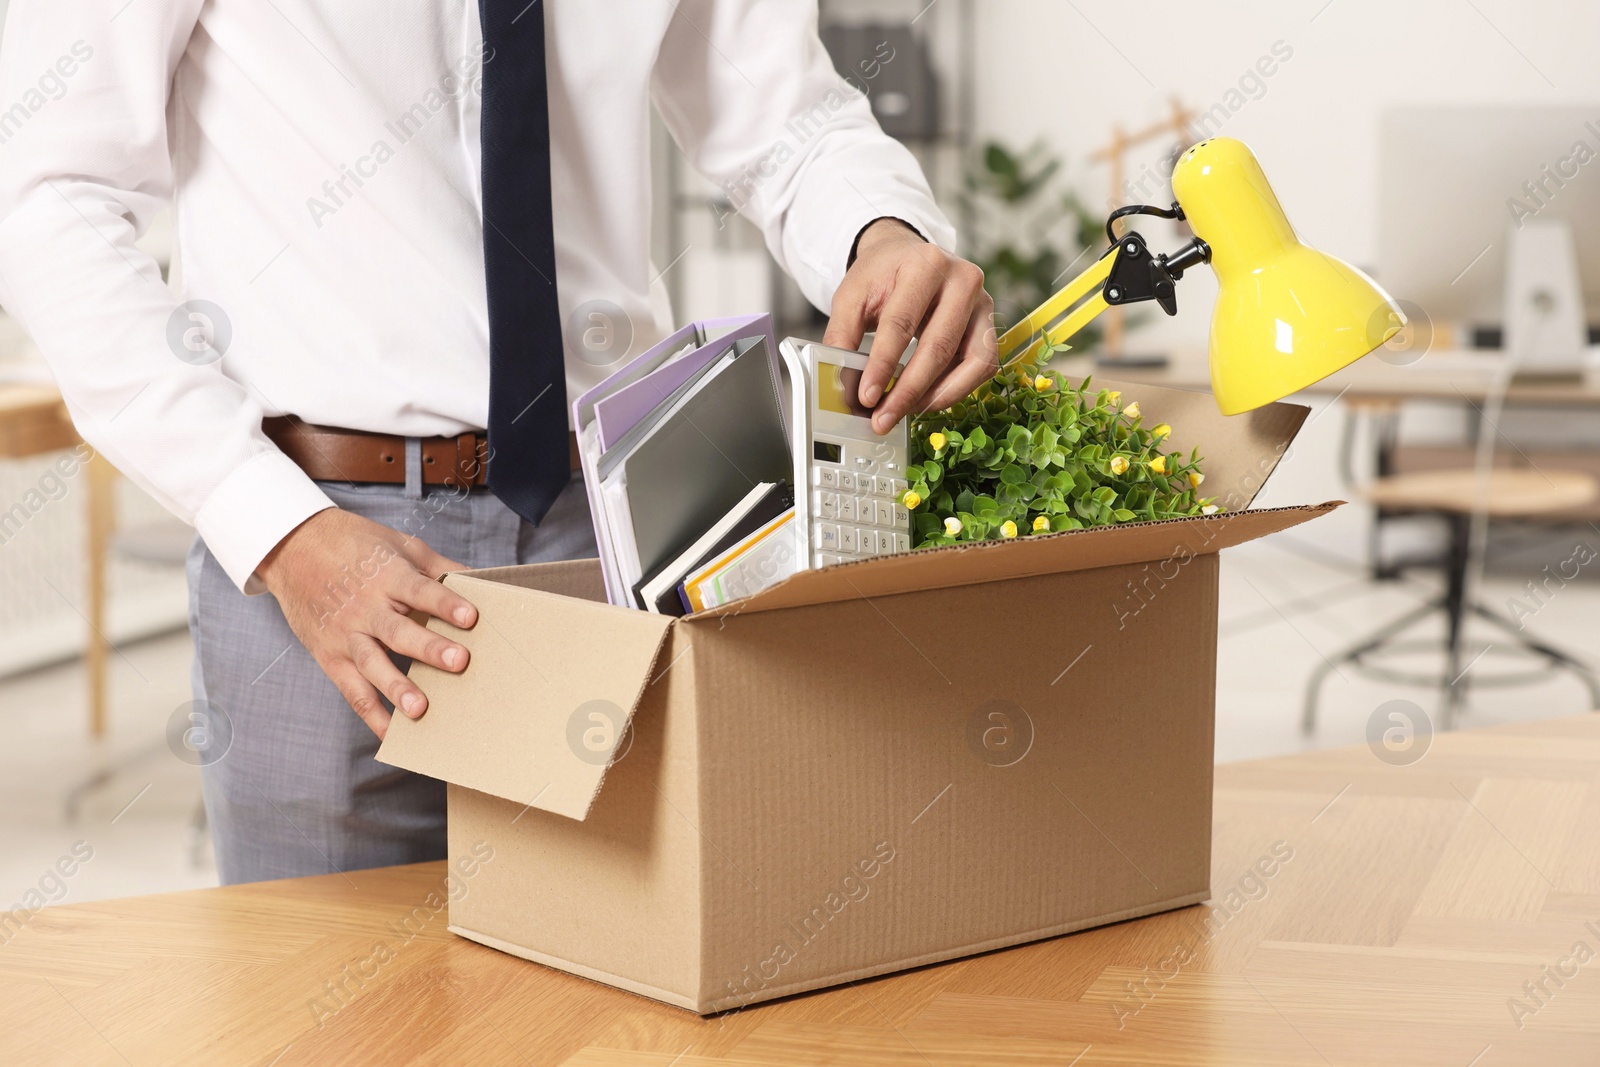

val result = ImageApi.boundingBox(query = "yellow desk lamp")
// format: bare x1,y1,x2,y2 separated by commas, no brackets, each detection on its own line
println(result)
997,137,1405,414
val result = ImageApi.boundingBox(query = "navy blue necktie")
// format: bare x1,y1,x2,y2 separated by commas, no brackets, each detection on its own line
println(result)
479,0,568,525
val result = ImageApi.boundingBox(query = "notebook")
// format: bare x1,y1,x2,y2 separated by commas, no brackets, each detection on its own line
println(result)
600,335,790,595
635,481,794,614
679,509,800,614
571,314,782,606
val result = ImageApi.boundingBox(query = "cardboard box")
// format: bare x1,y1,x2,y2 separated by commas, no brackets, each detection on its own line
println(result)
377,379,1337,1014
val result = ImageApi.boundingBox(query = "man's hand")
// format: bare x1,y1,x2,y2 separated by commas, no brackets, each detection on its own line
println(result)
257,508,478,739
823,217,999,434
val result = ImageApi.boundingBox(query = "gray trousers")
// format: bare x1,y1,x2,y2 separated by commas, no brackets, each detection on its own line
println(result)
188,469,597,885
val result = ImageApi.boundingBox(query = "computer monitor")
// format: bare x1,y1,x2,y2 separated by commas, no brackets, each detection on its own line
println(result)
1378,106,1600,343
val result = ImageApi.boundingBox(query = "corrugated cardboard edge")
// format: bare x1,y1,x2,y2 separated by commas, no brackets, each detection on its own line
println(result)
377,573,677,820
452,887,1209,1014
449,925,700,1011
693,501,1345,620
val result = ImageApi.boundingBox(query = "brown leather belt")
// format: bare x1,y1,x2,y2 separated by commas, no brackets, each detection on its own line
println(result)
263,416,581,486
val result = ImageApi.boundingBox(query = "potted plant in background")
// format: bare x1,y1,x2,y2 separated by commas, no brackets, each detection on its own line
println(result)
960,140,1109,348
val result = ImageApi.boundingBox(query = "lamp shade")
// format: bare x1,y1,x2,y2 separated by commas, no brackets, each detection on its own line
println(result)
1171,138,1404,415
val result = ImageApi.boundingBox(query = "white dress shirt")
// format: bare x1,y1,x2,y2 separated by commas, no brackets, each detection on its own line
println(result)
0,0,952,591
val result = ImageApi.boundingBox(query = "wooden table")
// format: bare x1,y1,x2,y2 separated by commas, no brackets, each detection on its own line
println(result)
5,715,1599,1066
0,381,118,737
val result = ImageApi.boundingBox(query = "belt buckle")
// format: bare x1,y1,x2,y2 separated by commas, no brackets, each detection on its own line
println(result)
451,432,485,487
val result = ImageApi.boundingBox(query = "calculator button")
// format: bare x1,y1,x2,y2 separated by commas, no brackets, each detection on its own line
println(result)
889,503,906,527
839,525,860,554
817,523,841,553
813,466,836,489
815,552,844,567
877,476,898,497
874,529,895,554
837,471,856,493
893,532,910,553
814,490,838,520
889,477,909,497
837,496,857,523
856,501,877,527
875,500,895,526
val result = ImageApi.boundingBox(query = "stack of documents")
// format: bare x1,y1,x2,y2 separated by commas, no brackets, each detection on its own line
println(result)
572,315,799,612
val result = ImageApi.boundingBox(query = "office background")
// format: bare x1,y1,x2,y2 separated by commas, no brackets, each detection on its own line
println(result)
3,0,1600,902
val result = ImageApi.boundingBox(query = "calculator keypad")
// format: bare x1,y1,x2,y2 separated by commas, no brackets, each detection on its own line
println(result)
809,469,911,567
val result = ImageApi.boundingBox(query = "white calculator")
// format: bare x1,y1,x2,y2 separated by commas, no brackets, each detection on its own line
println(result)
778,338,912,568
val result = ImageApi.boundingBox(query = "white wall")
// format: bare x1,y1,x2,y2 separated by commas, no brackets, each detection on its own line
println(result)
972,0,1600,351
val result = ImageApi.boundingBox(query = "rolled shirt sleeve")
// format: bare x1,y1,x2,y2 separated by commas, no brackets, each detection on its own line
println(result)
650,0,956,313
0,1,333,593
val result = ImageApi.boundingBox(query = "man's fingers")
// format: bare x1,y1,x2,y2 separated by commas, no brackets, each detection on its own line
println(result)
393,535,478,628
325,657,393,739
871,265,983,433
350,632,428,720
399,566,478,630
373,606,470,674
399,536,469,581
917,293,1000,414
860,265,941,411
822,271,873,353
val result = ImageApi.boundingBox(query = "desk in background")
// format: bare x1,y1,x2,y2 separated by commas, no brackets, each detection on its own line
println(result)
4,714,1597,1065
0,382,117,737
1068,346,1600,530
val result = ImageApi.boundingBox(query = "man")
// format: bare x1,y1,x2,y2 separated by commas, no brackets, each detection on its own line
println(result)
0,1,996,883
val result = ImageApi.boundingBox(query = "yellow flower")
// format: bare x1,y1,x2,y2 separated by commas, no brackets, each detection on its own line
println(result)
1123,401,1141,420
1152,423,1172,439
999,520,1018,539
1107,390,1122,404
1109,455,1130,476
1188,471,1205,489
1033,374,1054,391
928,431,947,451
902,490,922,510
1032,515,1049,533
944,516,962,536
1148,455,1167,475
1203,504,1220,515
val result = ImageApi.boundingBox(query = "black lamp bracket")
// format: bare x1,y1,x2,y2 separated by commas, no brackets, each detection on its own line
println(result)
1100,202,1212,318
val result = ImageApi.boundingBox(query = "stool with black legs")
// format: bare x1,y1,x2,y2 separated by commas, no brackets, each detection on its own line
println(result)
1303,467,1600,734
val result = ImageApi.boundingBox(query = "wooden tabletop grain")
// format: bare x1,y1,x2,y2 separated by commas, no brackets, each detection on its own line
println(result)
4,713,1599,1066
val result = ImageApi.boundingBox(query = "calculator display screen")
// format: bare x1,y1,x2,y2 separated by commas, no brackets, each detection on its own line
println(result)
815,361,868,417
816,361,895,418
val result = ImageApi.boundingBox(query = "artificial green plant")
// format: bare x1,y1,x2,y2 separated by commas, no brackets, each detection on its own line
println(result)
898,345,1218,548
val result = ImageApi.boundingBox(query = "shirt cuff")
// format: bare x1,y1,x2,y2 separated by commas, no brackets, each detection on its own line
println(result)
794,197,956,312
847,216,928,268
193,450,337,595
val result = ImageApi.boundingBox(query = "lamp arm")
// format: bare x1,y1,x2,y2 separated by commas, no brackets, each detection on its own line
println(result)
996,203,1214,370
996,248,1116,367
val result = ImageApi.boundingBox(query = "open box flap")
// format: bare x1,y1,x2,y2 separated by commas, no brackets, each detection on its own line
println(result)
694,501,1342,620
376,567,673,820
